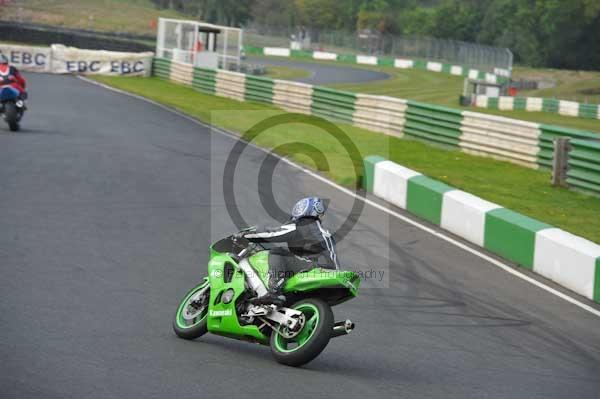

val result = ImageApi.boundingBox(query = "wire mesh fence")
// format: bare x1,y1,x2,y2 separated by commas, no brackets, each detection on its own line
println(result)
244,24,513,73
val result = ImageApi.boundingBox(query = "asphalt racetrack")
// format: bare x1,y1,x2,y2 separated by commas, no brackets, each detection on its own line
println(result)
1,73,599,399
246,55,389,85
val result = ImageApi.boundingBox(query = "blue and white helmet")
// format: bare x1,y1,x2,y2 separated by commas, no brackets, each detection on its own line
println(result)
291,197,326,221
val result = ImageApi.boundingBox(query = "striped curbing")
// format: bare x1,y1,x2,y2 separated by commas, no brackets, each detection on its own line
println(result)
363,156,600,303
472,95,600,121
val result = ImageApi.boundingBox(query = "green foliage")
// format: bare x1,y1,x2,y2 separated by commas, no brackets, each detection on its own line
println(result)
145,0,597,69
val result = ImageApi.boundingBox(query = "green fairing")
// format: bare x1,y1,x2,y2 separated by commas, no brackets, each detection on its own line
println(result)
206,252,269,343
283,268,360,298
203,242,359,343
248,250,271,287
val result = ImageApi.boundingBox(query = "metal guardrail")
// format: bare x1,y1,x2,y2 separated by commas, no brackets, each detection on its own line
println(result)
568,139,600,195
243,23,513,73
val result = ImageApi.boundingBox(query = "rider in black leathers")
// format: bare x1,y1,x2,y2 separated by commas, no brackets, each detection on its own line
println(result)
241,197,338,305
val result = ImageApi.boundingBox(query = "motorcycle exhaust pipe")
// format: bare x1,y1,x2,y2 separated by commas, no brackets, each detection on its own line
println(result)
331,319,354,338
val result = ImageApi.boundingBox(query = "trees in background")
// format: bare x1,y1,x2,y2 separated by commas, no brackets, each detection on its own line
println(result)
148,0,600,70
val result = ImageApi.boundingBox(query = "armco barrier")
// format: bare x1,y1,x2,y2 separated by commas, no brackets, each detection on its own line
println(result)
460,112,540,168
215,70,246,102
472,95,600,121
152,58,171,80
244,46,508,83
352,94,406,137
244,75,274,104
537,125,599,168
404,102,462,147
152,58,600,196
363,156,600,303
169,60,193,85
192,67,217,94
567,139,600,195
311,87,356,124
272,80,313,114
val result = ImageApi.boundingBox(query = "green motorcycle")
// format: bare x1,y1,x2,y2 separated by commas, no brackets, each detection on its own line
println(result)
173,232,360,367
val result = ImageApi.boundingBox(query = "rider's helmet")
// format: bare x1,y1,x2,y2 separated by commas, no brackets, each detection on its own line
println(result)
0,54,8,64
291,197,326,221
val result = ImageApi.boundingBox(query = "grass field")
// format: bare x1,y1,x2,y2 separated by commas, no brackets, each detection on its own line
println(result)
90,75,600,244
325,61,600,134
251,56,600,133
515,67,600,104
0,0,183,35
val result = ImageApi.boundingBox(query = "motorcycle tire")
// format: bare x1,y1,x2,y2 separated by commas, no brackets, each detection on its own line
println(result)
5,102,20,132
270,298,334,367
173,280,211,340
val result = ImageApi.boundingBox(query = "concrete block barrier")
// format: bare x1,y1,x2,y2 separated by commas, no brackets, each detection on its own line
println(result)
363,156,600,303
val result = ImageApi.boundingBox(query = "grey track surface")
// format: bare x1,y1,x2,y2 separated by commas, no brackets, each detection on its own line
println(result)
247,55,389,85
1,73,600,399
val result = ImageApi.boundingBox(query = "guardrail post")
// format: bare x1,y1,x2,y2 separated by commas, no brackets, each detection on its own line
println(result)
552,137,571,187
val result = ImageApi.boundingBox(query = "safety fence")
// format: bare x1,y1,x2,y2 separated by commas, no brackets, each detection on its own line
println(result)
363,156,600,304
472,95,600,120
243,24,513,74
244,46,509,84
152,57,600,196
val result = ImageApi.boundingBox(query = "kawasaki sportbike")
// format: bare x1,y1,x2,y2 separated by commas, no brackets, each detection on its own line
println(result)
173,230,360,366
0,82,25,132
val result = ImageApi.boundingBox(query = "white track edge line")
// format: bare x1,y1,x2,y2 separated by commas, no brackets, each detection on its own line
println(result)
78,76,600,318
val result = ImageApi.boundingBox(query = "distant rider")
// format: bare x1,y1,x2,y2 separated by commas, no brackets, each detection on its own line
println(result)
239,197,339,305
0,54,28,100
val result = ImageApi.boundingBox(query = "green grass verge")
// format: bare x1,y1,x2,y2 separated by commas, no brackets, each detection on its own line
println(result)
252,56,600,133
514,66,600,104
90,75,600,244
329,64,600,133
1,0,184,36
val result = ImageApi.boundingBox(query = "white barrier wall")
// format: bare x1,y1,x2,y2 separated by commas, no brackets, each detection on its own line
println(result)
534,229,600,300
441,191,501,246
372,161,421,209
0,43,153,76
0,44,51,72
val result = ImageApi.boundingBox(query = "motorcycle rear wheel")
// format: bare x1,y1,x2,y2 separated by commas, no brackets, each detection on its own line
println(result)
270,298,333,367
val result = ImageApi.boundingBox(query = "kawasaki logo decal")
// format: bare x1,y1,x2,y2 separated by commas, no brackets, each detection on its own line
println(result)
210,309,233,317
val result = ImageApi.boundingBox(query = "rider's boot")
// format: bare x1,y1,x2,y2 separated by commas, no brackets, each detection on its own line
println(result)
249,277,286,306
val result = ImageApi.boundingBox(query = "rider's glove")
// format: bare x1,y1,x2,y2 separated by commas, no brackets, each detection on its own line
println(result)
233,231,246,240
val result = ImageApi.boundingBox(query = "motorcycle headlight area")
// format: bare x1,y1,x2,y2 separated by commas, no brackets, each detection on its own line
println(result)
221,288,235,304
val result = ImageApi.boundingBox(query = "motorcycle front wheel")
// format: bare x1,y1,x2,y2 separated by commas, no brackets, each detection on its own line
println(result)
5,102,20,132
270,298,333,367
173,279,211,340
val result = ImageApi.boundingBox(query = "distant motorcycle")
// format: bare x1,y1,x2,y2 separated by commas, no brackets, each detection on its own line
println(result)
173,231,360,367
0,77,26,132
